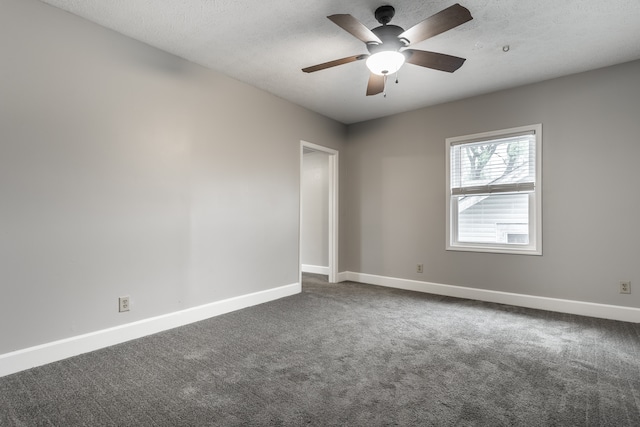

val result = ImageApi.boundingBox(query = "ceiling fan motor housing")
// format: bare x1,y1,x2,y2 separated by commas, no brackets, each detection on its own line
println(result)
367,25,407,54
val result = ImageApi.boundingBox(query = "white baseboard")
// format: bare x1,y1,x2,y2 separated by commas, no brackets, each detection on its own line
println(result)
337,271,350,283
0,282,300,378
341,271,640,323
301,264,329,275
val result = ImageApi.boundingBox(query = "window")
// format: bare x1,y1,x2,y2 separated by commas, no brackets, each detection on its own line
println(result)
446,124,542,255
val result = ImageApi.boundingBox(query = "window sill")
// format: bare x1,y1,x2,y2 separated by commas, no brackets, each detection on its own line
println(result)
447,244,542,256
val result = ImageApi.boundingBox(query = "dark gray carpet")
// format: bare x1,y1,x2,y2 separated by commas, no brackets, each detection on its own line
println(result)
1,274,639,426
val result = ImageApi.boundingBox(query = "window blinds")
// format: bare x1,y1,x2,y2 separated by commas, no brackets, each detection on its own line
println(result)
450,131,536,197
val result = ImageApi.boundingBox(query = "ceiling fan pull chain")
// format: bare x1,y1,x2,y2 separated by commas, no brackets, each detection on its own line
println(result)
383,74,388,98
395,69,399,84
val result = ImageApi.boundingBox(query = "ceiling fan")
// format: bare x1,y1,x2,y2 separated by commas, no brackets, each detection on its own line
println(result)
302,3,473,96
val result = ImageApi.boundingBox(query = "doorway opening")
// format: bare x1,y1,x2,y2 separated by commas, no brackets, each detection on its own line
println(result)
300,141,338,283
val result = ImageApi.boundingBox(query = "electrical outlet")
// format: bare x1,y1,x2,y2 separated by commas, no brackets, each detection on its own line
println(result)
620,281,631,294
417,264,424,273
119,296,130,312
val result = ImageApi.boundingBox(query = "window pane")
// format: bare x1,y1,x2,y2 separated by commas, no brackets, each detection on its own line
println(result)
457,193,529,244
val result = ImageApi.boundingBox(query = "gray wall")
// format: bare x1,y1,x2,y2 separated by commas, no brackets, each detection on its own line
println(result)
301,152,329,268
0,0,346,354
344,59,640,309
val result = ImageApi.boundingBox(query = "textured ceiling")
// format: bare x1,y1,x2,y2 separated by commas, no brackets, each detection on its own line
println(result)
39,0,640,124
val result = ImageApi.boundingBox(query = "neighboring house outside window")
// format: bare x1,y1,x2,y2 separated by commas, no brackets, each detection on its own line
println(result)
446,124,542,255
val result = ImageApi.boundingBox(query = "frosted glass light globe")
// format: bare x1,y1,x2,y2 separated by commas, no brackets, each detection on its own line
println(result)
366,51,405,76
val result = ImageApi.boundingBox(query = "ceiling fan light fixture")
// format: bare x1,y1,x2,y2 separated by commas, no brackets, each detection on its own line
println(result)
366,51,405,76
303,4,473,96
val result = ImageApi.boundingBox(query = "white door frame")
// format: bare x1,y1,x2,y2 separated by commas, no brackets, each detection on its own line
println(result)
300,141,339,283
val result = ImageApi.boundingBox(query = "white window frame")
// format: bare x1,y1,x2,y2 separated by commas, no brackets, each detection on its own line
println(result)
445,124,542,255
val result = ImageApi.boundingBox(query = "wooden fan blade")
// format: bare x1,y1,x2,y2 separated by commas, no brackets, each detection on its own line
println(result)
302,55,367,73
366,73,385,96
399,4,472,46
328,14,383,44
404,49,466,73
